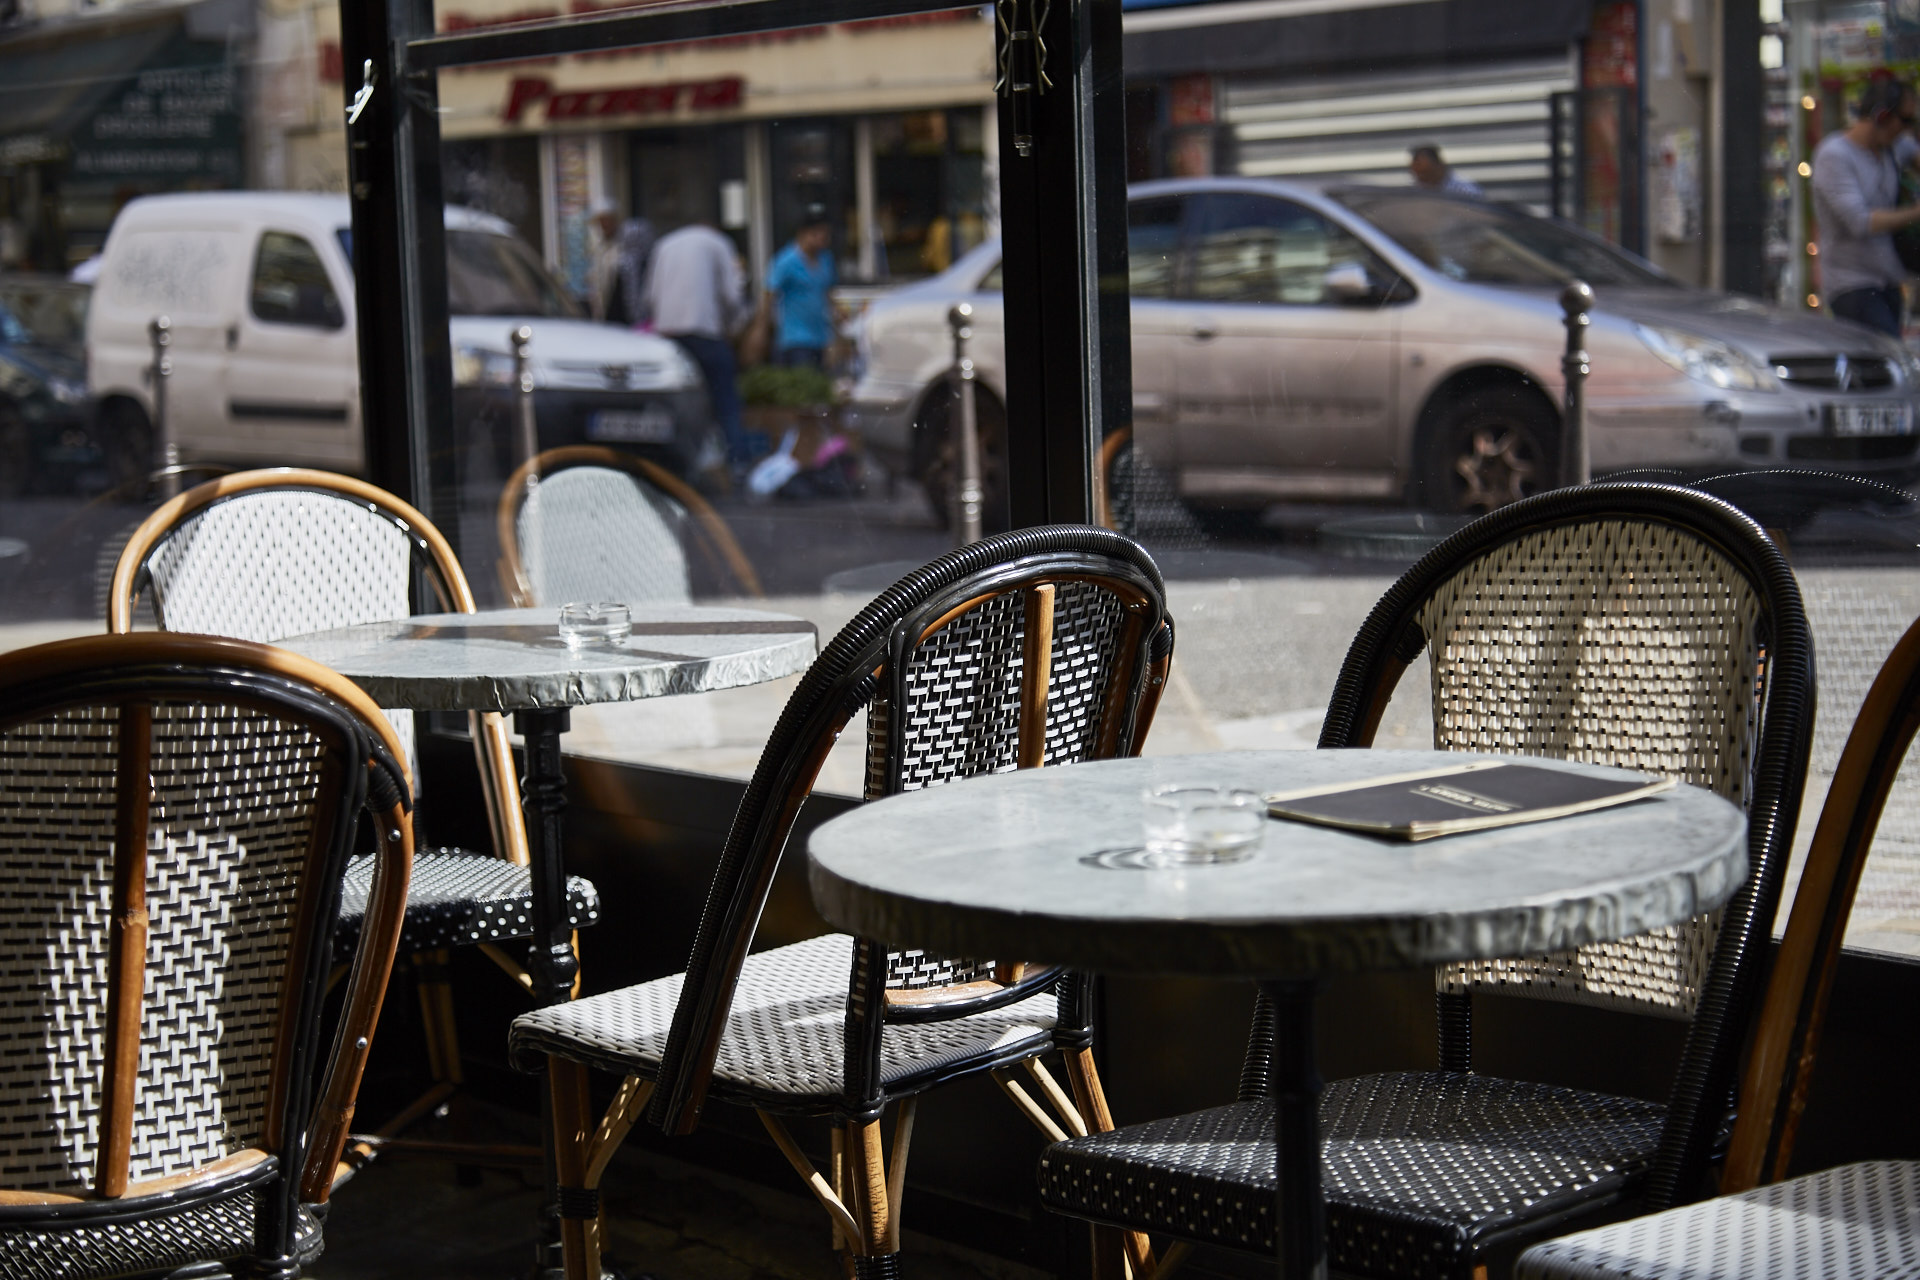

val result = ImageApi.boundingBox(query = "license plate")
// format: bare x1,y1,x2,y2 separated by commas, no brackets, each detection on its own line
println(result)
588,406,675,443
1827,402,1915,437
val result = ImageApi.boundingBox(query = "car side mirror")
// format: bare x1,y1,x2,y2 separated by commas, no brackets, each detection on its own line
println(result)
1323,262,1377,303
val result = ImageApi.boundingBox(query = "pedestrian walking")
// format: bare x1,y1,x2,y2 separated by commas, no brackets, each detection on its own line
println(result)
767,206,836,368
644,221,761,467
1408,143,1484,197
1812,76,1920,336
587,199,657,328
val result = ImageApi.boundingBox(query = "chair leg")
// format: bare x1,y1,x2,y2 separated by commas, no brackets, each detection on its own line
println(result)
1061,1048,1154,1279
413,949,463,1086
849,1118,891,1257
549,1057,602,1280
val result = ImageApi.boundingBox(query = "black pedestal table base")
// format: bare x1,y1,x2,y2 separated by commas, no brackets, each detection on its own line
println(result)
1263,977,1327,1280
515,705,578,1008
515,705,575,1280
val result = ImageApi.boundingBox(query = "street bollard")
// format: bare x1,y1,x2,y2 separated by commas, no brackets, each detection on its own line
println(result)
947,302,984,545
511,325,538,469
1560,280,1593,488
148,316,177,498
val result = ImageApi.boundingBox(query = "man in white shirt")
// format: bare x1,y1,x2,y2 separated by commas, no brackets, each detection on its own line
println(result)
1811,77,1920,337
644,221,758,465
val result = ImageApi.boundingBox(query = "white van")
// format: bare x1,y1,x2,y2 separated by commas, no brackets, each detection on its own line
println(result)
87,192,714,478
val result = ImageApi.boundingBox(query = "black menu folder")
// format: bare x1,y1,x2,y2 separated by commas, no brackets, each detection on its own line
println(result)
1263,761,1674,841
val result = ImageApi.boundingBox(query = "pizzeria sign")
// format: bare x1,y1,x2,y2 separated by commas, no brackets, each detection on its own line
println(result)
502,74,744,123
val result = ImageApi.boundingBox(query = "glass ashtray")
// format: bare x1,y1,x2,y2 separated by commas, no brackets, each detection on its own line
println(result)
558,601,631,648
1142,783,1265,864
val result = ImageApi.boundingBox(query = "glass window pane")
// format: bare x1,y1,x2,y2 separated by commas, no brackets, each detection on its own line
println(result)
397,21,1016,793
1127,195,1183,298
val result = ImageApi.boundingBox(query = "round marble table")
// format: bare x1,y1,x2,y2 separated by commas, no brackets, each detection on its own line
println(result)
283,604,817,1007
806,749,1749,1280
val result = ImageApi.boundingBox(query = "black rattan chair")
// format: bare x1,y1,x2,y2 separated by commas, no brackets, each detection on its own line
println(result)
1517,605,1920,1279
509,525,1175,1280
0,633,415,1279
108,467,600,1176
1037,483,1815,1280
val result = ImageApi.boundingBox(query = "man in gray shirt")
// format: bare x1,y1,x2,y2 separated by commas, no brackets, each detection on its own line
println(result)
1812,77,1920,336
645,221,758,466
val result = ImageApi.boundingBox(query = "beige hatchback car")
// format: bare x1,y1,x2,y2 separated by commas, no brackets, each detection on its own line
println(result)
849,178,1920,518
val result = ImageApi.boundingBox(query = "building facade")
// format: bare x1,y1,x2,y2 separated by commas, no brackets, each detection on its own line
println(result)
266,0,998,292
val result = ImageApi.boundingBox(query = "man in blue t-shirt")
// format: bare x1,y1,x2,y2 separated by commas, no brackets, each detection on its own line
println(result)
767,207,836,368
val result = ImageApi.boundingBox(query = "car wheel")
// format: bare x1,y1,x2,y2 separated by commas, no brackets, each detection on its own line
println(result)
0,406,29,500
914,380,1010,534
99,399,154,499
1417,386,1560,514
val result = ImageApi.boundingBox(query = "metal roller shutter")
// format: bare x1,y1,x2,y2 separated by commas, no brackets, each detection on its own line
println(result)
1225,54,1578,210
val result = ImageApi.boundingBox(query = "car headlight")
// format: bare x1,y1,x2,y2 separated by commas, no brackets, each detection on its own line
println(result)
452,344,516,387
47,376,87,405
661,346,701,390
1636,325,1779,393
1895,346,1920,388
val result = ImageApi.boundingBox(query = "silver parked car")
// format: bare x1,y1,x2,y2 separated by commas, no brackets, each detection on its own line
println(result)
849,177,1920,519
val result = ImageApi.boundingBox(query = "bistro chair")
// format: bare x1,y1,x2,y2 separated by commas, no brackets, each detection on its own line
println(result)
508,525,1175,1280
108,467,600,1174
1037,483,1815,1280
0,632,414,1278
1515,605,1920,1279
497,444,763,606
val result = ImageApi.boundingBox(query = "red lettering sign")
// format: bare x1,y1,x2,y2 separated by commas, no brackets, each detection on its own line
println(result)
498,75,744,123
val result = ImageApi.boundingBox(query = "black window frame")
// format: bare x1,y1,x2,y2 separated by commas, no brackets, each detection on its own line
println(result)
339,0,1132,531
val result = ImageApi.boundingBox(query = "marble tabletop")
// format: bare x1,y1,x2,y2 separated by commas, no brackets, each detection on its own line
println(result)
279,605,818,714
807,750,1749,978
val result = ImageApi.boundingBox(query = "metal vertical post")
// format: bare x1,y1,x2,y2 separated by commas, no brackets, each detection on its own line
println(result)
147,316,175,498
1560,280,1594,487
512,325,538,467
948,303,984,545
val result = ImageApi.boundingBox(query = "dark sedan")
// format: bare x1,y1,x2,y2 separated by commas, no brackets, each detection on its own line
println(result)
0,276,100,497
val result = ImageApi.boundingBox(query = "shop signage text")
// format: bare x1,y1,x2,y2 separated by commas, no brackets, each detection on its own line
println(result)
74,35,243,183
501,74,744,123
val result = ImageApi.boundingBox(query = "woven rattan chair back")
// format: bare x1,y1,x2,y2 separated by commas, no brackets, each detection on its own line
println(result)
1312,482,1814,1207
0,634,413,1277
108,467,528,866
647,525,1171,1135
1420,518,1762,1018
497,446,763,607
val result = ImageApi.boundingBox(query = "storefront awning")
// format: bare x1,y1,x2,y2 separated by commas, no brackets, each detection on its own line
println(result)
0,9,184,160
1121,0,1595,79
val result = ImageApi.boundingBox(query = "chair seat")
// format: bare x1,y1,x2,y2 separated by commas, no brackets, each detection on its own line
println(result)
1037,1071,1669,1280
0,1187,322,1280
333,847,601,960
1515,1160,1920,1280
510,933,1056,1111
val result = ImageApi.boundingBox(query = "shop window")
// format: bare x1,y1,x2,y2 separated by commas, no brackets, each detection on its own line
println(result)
250,232,344,329
870,109,987,280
